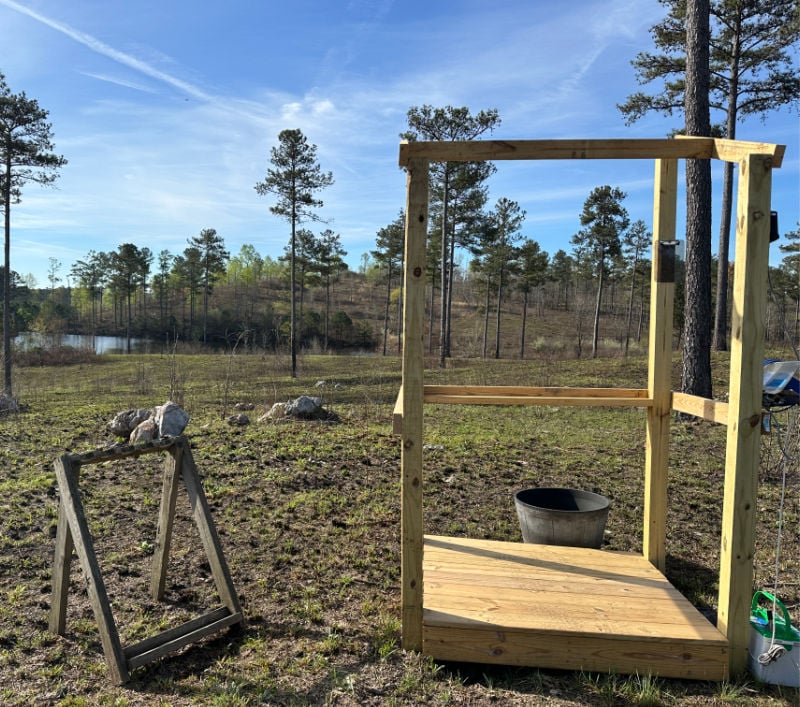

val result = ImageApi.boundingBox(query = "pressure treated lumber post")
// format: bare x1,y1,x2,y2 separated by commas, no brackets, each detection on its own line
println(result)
717,153,772,675
643,158,677,572
400,157,428,651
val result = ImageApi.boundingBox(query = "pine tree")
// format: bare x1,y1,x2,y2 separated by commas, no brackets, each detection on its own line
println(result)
619,0,799,360
0,72,66,396
255,129,333,377
372,212,405,356
401,105,499,366
516,239,550,359
571,186,629,359
314,229,347,351
189,228,229,343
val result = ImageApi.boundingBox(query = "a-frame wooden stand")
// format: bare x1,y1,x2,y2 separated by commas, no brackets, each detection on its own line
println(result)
48,435,244,685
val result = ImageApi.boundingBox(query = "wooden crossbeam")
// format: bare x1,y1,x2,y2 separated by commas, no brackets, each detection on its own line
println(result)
671,392,729,425
398,138,713,165
49,435,244,684
125,606,243,670
398,137,785,167
423,385,652,408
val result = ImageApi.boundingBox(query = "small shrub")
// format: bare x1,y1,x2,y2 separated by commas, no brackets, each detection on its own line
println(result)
14,345,99,367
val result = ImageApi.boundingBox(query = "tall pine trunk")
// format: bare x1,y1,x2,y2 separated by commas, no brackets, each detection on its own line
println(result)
482,277,491,358
290,215,297,377
382,261,392,356
2,158,11,396
682,0,713,398
712,7,743,352
520,289,529,360
438,174,450,368
494,268,506,359
592,263,604,359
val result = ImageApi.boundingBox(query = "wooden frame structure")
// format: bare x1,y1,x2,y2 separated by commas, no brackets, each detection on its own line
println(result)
394,137,785,678
49,436,244,684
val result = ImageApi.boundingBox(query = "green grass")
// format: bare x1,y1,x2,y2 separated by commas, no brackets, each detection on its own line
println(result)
0,351,796,705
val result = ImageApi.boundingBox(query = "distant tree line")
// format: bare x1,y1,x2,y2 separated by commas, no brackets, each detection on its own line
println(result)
3,214,798,364
4,223,369,354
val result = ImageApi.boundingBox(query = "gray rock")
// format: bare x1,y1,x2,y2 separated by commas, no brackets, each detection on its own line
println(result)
154,401,189,437
227,413,250,426
130,419,157,443
109,408,151,437
260,396,331,421
260,402,287,421
286,395,323,418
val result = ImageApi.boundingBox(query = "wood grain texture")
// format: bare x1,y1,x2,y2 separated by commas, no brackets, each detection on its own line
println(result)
400,158,428,651
423,385,651,408
644,158,677,572
398,138,714,165
717,153,772,675
422,535,728,680
671,393,729,425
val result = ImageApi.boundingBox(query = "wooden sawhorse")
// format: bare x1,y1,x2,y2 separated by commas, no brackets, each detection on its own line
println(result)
48,435,244,684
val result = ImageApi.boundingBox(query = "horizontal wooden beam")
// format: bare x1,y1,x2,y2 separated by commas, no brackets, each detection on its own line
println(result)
423,385,652,408
398,137,785,168
125,607,242,670
65,437,179,466
671,392,729,425
676,136,785,167
399,138,714,166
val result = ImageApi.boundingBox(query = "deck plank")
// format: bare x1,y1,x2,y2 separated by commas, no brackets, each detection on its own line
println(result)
422,535,728,680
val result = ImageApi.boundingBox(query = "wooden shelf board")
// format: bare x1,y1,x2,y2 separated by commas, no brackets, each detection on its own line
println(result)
422,386,652,408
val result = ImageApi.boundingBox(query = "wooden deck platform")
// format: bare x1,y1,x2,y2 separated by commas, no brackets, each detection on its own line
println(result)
422,535,728,680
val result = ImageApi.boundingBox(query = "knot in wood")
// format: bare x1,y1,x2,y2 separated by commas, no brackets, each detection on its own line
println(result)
413,267,422,277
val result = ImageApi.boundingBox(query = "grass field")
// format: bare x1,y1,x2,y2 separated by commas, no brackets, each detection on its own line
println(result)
0,351,798,705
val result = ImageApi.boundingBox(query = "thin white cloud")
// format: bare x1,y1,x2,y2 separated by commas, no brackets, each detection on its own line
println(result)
80,71,158,94
0,0,211,100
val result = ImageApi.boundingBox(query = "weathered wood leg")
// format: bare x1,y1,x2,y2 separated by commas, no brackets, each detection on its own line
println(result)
150,444,183,600
54,457,129,685
179,440,243,617
49,497,74,635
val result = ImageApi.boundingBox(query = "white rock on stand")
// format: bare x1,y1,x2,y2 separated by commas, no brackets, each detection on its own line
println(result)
154,401,190,437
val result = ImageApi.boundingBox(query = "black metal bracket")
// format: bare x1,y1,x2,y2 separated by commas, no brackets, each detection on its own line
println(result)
656,240,681,283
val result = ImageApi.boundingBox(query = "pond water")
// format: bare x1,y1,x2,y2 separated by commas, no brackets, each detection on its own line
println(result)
14,332,154,354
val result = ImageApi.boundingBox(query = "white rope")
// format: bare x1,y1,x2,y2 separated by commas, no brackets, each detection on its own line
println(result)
758,643,787,665
758,409,796,664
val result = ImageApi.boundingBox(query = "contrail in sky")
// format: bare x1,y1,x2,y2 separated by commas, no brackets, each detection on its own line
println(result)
0,0,211,100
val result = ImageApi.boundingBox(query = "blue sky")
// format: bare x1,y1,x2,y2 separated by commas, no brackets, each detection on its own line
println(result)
0,0,797,287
